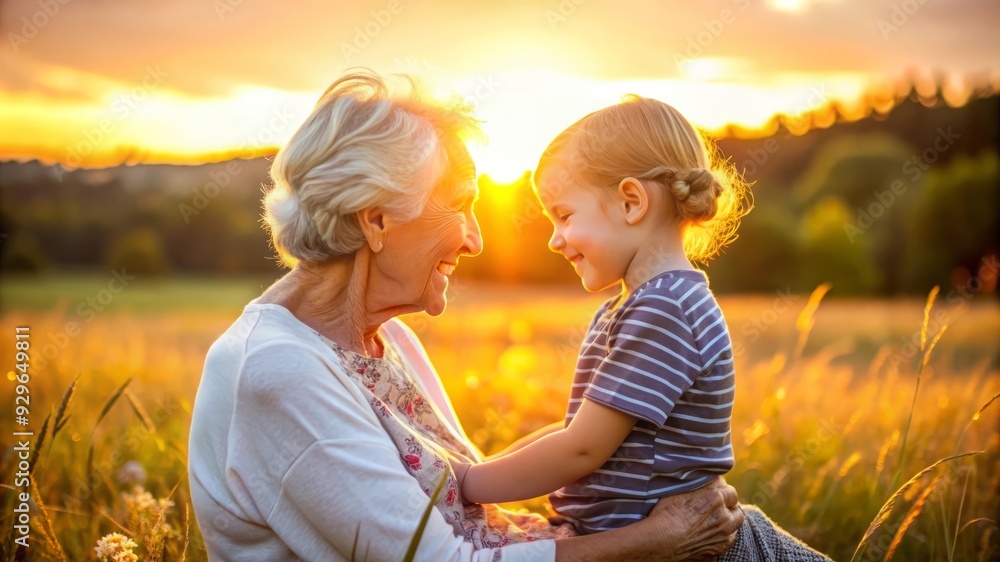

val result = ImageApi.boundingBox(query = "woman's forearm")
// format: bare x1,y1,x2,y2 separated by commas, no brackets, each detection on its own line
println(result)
554,519,674,562
553,515,694,562
554,478,744,562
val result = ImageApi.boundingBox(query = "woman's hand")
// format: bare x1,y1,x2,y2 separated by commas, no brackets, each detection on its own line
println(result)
643,477,743,560
554,477,743,561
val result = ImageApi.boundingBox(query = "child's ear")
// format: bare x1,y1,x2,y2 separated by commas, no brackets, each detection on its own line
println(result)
618,178,649,225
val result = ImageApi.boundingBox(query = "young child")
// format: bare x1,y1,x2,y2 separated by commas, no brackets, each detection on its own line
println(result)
452,96,831,560
451,93,745,529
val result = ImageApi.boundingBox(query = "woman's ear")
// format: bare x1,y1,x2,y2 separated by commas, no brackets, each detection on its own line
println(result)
356,207,387,252
618,178,650,225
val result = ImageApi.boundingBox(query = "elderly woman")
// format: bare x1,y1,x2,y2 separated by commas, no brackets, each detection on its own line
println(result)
187,72,745,561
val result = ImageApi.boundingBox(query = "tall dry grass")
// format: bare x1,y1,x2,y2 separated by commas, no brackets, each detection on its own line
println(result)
1,280,997,560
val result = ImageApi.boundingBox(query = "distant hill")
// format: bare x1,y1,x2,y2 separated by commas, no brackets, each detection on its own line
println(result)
1,86,997,295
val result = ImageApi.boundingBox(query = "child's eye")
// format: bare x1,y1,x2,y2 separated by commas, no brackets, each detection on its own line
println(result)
559,213,572,222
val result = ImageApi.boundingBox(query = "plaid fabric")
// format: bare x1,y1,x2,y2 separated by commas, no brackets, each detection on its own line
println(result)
715,506,833,561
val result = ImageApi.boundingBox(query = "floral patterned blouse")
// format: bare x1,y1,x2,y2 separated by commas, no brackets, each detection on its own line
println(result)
317,328,576,550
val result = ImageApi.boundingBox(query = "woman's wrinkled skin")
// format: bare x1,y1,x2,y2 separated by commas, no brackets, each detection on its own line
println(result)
648,478,744,560
360,145,481,318
554,478,744,561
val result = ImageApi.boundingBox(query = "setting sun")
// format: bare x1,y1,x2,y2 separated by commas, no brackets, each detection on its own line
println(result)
3,63,877,181
3,1,995,179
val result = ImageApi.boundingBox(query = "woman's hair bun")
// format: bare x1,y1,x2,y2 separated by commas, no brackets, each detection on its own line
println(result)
666,167,724,222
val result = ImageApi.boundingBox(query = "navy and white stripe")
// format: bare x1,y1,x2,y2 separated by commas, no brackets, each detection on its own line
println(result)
549,269,736,534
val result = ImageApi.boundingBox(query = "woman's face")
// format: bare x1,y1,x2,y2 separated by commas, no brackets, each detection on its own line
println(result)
375,145,483,317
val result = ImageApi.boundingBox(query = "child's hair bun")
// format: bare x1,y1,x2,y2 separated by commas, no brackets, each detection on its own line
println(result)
666,167,724,223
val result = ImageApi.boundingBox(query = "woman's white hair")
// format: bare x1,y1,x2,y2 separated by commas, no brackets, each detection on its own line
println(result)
262,70,480,267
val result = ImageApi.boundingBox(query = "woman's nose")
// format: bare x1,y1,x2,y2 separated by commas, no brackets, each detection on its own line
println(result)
462,211,484,257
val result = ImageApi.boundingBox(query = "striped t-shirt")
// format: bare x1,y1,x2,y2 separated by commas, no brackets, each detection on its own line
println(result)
548,269,736,534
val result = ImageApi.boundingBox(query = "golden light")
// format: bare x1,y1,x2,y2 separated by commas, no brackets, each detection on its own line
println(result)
678,57,741,81
466,70,870,180
768,0,809,13
1,63,872,180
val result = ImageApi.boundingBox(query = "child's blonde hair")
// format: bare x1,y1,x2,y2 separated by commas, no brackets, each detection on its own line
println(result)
535,95,751,263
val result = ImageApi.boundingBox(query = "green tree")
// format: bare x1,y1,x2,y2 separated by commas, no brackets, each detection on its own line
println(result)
794,133,923,293
793,133,914,209
798,197,881,294
705,201,800,293
904,152,999,291
106,227,171,276
0,232,50,274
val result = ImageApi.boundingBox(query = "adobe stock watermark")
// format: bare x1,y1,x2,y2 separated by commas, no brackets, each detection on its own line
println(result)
61,394,180,511
731,288,799,359
341,0,407,62
877,0,931,40
34,269,136,372
7,0,73,53
213,0,244,21
192,430,315,552
545,0,589,28
747,417,844,507
739,84,830,178
401,275,475,335
843,126,960,243
52,65,169,182
390,57,501,114
671,0,751,72
511,118,630,234
884,254,998,371
178,105,295,223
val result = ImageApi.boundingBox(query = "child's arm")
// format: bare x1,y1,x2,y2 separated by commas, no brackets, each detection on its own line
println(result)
458,399,636,504
484,421,564,460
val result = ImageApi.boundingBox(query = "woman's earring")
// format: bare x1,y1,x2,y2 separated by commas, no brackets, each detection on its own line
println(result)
377,240,383,251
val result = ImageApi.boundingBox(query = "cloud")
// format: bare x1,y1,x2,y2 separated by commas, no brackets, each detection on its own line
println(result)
0,0,997,170
2,0,997,99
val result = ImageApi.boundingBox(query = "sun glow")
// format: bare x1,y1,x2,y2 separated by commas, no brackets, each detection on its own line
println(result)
2,64,872,179
465,68,871,182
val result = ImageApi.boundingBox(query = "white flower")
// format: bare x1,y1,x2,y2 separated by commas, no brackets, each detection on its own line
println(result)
121,485,174,514
94,532,138,562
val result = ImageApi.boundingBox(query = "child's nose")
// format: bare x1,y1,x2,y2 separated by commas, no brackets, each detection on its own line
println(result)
548,230,564,253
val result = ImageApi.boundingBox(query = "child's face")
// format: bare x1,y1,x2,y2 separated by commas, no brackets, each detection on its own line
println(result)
534,150,635,292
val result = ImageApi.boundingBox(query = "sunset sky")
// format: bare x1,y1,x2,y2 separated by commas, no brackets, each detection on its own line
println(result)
1,0,998,180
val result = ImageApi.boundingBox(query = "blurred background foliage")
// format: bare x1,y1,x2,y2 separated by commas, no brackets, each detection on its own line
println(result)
1,82,997,298
2,79,998,562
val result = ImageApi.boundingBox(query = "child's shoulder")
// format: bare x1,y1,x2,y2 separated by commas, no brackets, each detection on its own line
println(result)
594,270,713,331
627,269,710,307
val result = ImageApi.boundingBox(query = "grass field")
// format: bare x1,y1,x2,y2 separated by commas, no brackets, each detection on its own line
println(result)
1,274,998,561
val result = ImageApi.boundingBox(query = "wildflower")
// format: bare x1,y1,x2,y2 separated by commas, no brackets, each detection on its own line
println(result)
94,532,139,562
122,485,174,514
116,460,147,485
